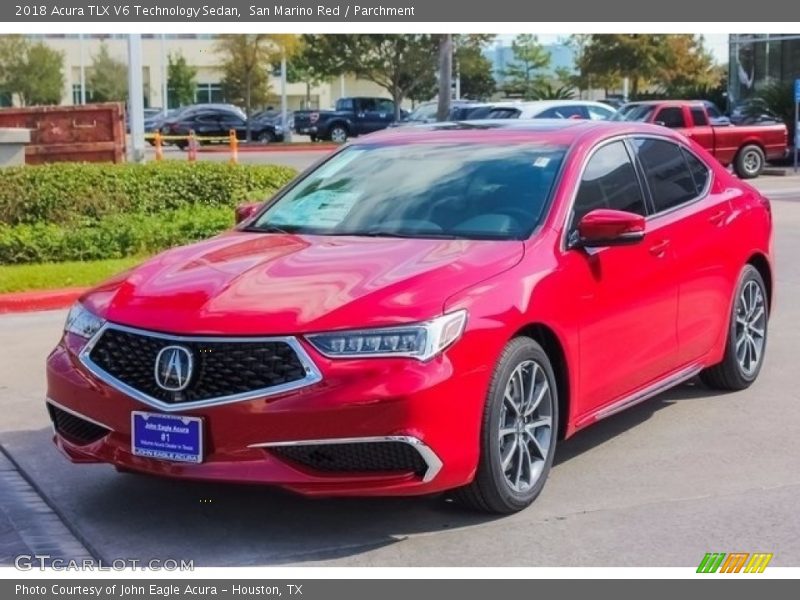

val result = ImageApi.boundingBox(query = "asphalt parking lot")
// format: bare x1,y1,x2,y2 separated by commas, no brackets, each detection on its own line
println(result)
1,169,799,567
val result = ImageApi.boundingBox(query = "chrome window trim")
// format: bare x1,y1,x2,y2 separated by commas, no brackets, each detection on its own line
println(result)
250,435,444,483
78,322,323,413
631,136,714,221
560,132,714,252
46,397,114,432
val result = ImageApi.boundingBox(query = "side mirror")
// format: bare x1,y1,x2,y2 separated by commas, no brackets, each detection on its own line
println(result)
573,209,646,248
234,202,261,225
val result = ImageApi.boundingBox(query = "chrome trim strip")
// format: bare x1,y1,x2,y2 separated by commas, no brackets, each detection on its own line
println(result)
77,323,323,413
46,397,114,432
593,363,703,421
250,435,444,483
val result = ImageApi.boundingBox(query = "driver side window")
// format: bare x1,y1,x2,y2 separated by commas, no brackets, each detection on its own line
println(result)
570,141,647,231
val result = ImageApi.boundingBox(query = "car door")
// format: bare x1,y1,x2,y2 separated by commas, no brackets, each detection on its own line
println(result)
218,112,247,140
191,111,223,137
631,136,733,365
559,140,680,418
684,105,715,149
360,98,395,133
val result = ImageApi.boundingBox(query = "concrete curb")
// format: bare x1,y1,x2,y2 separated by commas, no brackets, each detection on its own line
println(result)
0,287,85,314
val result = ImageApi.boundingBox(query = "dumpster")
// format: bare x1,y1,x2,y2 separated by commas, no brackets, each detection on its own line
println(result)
0,102,126,164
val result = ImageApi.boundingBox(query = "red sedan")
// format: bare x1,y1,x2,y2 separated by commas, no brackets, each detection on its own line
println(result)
46,121,773,514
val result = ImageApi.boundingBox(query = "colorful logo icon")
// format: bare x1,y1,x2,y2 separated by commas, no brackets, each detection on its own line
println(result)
697,552,773,573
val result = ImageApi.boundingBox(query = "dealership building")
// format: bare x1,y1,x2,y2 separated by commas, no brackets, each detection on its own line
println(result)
1,34,394,110
729,34,800,104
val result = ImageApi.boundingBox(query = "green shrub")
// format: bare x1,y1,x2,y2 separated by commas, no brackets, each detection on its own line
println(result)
0,205,234,264
0,160,296,226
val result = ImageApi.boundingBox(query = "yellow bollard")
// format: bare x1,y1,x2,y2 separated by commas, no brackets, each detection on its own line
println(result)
188,130,198,162
154,131,163,161
229,129,238,165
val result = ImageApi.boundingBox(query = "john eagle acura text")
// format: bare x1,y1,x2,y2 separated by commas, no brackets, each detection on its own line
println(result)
46,121,772,513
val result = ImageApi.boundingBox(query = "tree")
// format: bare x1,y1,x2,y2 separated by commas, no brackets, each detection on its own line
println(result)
0,36,64,106
216,34,298,139
502,34,551,99
284,38,329,108
655,35,718,93
564,35,592,98
455,35,495,100
299,35,440,120
167,52,197,108
88,42,128,102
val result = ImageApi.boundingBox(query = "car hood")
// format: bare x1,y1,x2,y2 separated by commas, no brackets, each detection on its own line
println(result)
82,232,524,335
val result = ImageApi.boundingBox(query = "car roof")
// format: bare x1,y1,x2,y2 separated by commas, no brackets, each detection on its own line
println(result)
358,119,680,146
485,100,614,109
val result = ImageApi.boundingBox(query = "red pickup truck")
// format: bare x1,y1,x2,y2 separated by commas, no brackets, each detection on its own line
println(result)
617,100,787,178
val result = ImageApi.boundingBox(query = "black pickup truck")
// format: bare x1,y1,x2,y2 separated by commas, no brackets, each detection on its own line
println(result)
293,97,401,143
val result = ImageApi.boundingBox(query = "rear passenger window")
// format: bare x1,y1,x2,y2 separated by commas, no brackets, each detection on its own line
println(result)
634,138,698,212
655,107,686,128
682,148,711,194
571,141,647,227
538,106,586,119
690,107,709,126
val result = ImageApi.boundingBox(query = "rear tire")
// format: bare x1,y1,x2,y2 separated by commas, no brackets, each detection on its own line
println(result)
700,265,768,390
734,145,765,179
257,130,275,144
453,337,558,514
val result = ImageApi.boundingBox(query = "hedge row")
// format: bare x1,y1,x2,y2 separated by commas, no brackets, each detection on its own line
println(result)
0,205,234,264
0,160,296,226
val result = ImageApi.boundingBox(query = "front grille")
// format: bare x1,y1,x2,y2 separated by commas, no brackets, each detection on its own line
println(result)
48,404,110,446
88,328,307,405
270,442,428,476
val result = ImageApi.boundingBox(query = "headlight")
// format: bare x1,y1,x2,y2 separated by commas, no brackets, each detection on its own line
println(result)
64,303,105,340
306,310,467,361
274,125,284,133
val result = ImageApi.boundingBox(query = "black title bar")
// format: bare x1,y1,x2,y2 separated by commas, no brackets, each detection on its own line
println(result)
3,0,800,22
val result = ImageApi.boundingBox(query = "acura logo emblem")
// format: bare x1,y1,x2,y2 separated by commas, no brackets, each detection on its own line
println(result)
154,345,193,391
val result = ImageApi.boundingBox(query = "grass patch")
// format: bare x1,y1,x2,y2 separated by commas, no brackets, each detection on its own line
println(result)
0,256,145,294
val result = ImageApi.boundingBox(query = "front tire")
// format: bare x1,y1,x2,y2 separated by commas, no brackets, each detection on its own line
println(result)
453,337,558,514
700,264,768,390
734,144,765,179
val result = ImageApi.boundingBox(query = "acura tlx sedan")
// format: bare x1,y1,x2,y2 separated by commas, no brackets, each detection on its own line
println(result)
46,120,773,514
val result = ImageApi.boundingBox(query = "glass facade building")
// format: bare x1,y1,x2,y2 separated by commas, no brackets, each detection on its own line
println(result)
729,34,800,105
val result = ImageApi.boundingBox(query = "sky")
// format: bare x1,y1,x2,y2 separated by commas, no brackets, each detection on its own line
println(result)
497,34,729,65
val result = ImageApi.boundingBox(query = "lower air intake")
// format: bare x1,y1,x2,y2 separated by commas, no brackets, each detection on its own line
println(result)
270,441,428,476
48,404,110,446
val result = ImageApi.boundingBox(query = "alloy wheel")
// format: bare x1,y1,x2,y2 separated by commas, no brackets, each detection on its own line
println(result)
330,127,347,143
742,150,762,176
498,360,553,493
735,279,766,376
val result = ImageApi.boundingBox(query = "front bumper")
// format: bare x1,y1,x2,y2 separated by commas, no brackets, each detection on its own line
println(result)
46,329,492,497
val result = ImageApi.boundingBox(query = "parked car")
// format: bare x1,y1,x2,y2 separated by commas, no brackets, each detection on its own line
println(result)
47,120,772,514
475,100,617,121
160,105,284,148
394,100,490,125
293,96,404,143
616,100,787,178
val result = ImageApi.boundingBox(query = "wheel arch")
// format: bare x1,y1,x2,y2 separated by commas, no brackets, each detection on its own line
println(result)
514,322,571,440
747,251,773,312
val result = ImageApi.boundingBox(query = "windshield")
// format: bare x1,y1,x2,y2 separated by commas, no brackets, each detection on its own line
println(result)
613,104,656,122
250,143,567,240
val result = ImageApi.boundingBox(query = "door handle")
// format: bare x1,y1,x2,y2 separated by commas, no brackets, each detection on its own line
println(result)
648,240,670,257
709,209,727,225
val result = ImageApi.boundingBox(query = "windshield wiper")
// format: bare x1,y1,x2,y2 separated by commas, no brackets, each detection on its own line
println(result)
349,230,461,240
245,224,301,235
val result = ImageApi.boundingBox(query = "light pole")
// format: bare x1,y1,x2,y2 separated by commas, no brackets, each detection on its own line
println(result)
281,52,291,143
127,34,146,163
161,34,168,110
79,33,86,104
